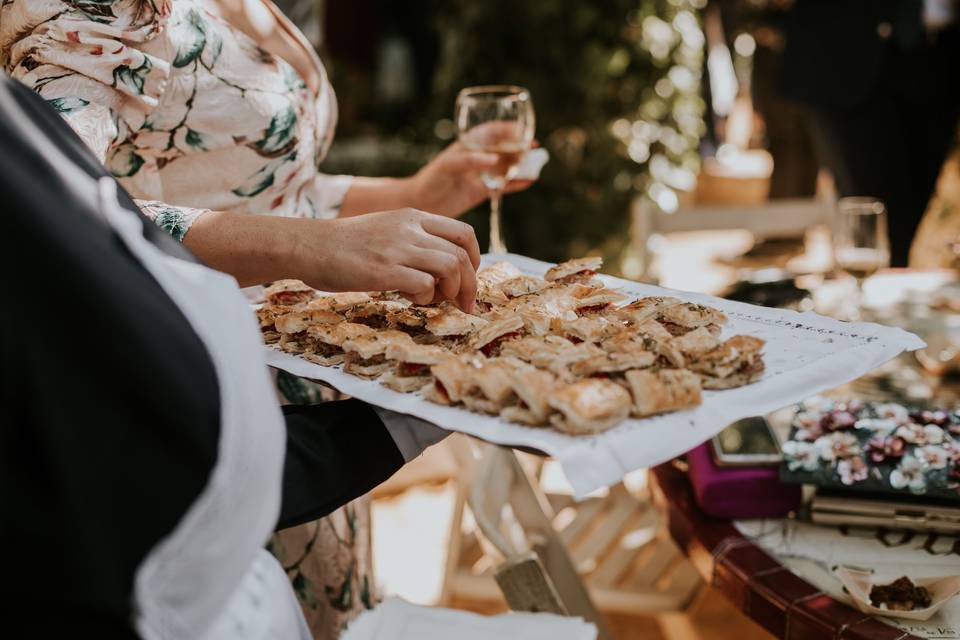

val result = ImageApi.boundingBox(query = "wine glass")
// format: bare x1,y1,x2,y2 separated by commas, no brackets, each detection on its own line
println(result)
833,197,890,319
455,85,535,254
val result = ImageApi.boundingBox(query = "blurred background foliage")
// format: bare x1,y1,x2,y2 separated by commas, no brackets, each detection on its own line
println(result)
320,0,706,269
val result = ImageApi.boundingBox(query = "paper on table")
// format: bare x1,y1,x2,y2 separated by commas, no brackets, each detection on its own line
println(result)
736,519,960,638
341,598,597,640
264,253,925,499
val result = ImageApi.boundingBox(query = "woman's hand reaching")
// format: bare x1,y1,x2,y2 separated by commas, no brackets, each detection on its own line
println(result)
304,209,481,311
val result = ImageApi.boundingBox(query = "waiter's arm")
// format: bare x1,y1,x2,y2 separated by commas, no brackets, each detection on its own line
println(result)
277,400,449,530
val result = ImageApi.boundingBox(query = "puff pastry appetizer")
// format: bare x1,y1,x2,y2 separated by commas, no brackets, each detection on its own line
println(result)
257,255,764,436
544,256,603,285
625,369,702,417
547,379,632,435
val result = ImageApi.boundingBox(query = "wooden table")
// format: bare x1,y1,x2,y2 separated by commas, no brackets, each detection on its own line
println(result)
651,461,921,640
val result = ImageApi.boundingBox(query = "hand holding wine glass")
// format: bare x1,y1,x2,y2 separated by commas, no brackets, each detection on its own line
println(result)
455,85,535,254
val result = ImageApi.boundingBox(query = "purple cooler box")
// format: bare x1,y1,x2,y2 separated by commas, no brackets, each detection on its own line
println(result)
686,442,801,519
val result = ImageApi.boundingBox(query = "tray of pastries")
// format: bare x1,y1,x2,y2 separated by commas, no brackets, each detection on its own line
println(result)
258,253,924,497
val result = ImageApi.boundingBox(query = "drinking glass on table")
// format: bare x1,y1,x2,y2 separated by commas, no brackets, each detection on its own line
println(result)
833,197,890,318
455,85,535,254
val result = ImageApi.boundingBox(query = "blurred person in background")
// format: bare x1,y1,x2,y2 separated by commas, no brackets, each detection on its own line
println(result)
0,0,535,636
778,0,960,267
742,0,819,199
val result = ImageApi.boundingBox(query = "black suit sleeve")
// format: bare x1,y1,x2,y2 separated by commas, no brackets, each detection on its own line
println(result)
277,401,405,530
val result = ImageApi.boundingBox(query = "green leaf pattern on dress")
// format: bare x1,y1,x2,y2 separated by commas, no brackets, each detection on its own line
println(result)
46,96,89,114
173,9,207,68
152,206,190,242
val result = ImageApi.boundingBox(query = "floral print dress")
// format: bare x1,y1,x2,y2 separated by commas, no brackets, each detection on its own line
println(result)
1,1,371,638
0,0,353,239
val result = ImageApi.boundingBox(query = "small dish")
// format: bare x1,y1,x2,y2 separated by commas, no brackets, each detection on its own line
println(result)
835,566,960,621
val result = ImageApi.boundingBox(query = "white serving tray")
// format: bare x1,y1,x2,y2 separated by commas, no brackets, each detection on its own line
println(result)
264,253,925,499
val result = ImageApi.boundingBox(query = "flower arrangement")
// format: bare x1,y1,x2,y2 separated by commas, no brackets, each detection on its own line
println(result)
780,398,960,499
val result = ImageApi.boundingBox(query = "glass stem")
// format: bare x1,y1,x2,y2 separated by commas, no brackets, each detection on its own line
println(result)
489,189,506,254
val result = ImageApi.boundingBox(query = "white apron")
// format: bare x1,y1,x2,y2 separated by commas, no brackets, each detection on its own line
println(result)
95,178,311,640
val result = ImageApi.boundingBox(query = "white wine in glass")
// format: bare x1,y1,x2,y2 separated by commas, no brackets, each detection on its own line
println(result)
833,197,890,317
455,85,535,254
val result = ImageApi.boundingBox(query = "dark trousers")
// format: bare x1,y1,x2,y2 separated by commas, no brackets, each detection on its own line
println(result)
807,33,960,267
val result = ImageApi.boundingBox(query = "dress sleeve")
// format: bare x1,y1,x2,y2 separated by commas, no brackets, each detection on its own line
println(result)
305,172,354,219
5,7,209,240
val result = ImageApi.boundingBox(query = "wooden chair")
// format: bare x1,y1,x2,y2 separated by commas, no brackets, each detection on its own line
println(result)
441,441,702,639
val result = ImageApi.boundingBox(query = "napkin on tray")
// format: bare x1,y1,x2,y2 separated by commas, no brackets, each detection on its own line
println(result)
341,598,597,640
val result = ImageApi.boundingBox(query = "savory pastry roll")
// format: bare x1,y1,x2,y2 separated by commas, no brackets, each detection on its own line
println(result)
669,326,721,360
547,379,632,435
381,343,452,392
657,302,727,336
345,300,410,329
500,335,573,368
688,335,765,389
256,304,297,343
544,256,603,285
552,315,624,344
264,279,316,306
614,296,683,324
425,354,481,405
625,369,702,417
341,330,414,378
500,364,559,426
468,313,525,357
547,342,606,378
274,305,344,355
425,303,489,338
496,275,548,299
301,322,374,366
273,306,343,337
477,262,522,287
475,283,511,313
569,286,629,315
318,291,373,313
505,293,577,334
458,357,526,414
569,348,656,378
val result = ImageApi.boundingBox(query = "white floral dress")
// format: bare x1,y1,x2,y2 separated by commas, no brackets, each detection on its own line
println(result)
0,0,352,240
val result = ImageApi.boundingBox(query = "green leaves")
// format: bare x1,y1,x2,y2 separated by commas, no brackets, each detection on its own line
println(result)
173,9,207,68
152,207,190,242
107,143,145,178
254,107,299,156
292,572,319,609
46,96,89,114
112,58,152,95
185,128,208,151
64,0,117,22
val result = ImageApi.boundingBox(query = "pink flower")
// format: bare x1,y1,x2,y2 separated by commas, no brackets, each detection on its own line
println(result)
890,456,927,494
875,403,909,424
782,441,820,472
866,435,906,463
911,409,950,427
815,432,861,461
916,445,950,470
838,457,869,485
820,410,857,432
895,423,945,445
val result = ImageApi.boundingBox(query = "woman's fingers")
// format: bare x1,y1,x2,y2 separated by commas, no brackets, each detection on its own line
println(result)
418,215,481,268
392,266,437,305
404,248,461,301
412,234,477,310
439,149,499,173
